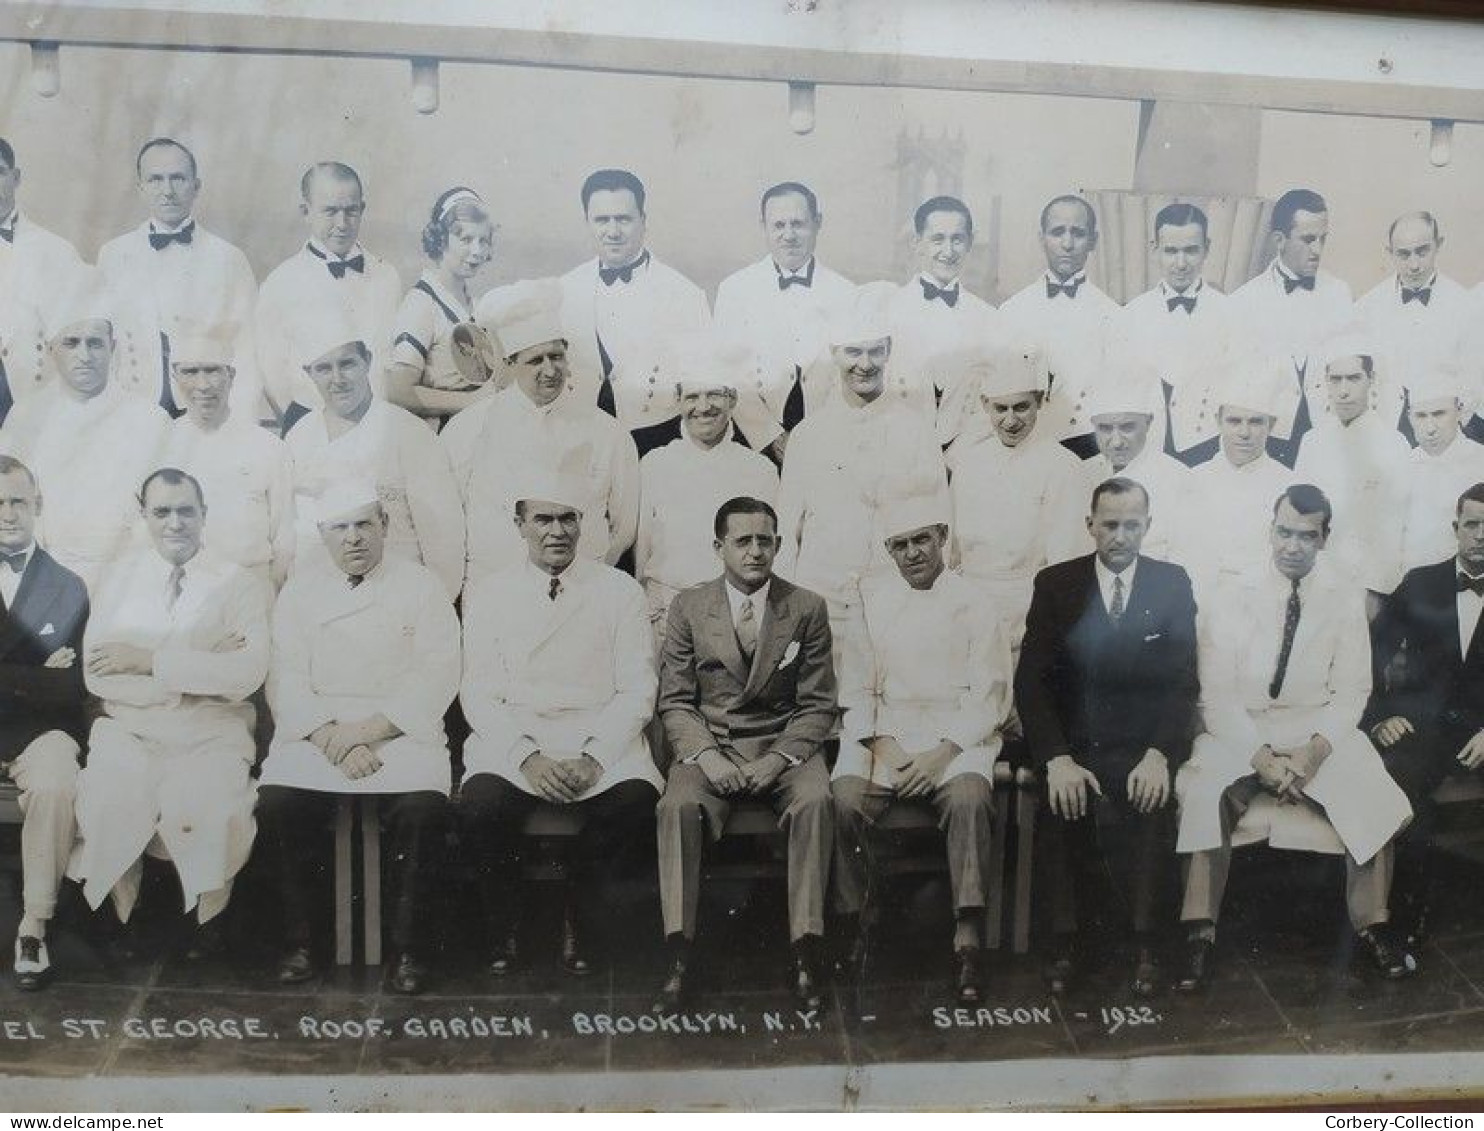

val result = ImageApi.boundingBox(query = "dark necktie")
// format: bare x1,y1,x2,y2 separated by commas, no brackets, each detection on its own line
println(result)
158,333,182,418
148,222,195,251
166,564,185,610
781,365,806,432
1269,578,1302,699
776,260,813,291
1402,286,1432,306
347,572,364,589
1046,277,1081,300
1457,571,1484,597
0,549,26,573
0,223,13,244
736,596,758,661
1281,273,1315,295
599,250,649,287
1166,294,1196,314
920,278,959,307
594,334,617,418
1109,574,1125,623
548,575,563,602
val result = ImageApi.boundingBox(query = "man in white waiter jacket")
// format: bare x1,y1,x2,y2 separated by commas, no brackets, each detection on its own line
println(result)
72,469,270,946
0,137,85,419
255,162,402,430
283,320,464,601
97,138,263,422
833,492,1010,1005
557,168,710,456
1000,195,1120,455
1173,484,1415,990
160,334,294,588
0,277,169,594
714,181,854,462
459,471,659,979
1400,366,1484,572
450,280,638,590
258,481,459,995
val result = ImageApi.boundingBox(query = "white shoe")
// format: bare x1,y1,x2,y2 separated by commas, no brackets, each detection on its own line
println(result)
14,935,52,991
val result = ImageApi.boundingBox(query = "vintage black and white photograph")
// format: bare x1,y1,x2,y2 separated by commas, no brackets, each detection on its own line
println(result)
1,0,1483,1112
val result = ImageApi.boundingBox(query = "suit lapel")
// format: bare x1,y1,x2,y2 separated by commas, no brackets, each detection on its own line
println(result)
530,563,590,653
0,552,58,655
741,582,798,700
703,579,751,686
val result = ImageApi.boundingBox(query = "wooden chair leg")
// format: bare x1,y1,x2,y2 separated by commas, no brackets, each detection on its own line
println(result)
1013,768,1038,955
360,797,382,967
334,796,353,966
985,761,1013,949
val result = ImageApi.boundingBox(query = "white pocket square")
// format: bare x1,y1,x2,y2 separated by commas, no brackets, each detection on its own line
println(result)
39,623,55,636
778,641,802,669
1143,632,1163,642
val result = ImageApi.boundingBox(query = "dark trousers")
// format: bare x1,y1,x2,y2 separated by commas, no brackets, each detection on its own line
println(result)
1378,722,1472,915
256,785,448,956
1038,752,1176,948
458,773,658,941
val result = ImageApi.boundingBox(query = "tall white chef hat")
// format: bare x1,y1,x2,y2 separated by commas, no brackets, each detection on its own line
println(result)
509,443,597,516
42,266,113,341
971,340,1051,401
879,485,951,541
169,329,235,370
476,278,565,359
1322,329,1383,377
314,478,383,525
828,281,897,348
1210,348,1294,420
663,329,749,396
1408,363,1473,413
295,312,368,369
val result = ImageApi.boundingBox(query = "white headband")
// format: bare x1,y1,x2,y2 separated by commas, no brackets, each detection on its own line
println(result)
434,186,484,224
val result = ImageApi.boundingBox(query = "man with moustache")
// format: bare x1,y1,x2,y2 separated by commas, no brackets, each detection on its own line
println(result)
1399,367,1484,572
1000,195,1120,455
1017,478,1199,997
283,320,464,601
885,196,1004,446
446,280,638,591
459,471,658,980
655,496,837,1012
1174,485,1415,989
256,162,402,431
714,182,854,462
97,138,263,421
0,137,86,420
636,333,779,644
1229,189,1354,465
557,169,711,456
160,334,295,588
0,456,91,990
948,342,1085,648
0,277,169,593
832,491,1010,1004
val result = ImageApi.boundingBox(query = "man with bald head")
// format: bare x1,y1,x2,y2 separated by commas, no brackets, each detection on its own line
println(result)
256,162,402,431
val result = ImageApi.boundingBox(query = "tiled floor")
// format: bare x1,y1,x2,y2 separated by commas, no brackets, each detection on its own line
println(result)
3,837,1484,1104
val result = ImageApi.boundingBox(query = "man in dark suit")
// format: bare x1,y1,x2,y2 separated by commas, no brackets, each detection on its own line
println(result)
655,495,837,1012
1016,476,1199,997
1366,480,1484,942
0,455,91,990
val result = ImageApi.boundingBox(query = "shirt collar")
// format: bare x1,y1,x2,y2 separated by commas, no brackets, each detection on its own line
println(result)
1,542,36,570
1094,556,1137,598
774,256,815,282
1397,273,1438,293
1159,278,1204,298
1458,557,1484,581
1044,270,1087,288
525,555,576,590
918,271,961,290
307,237,366,263
725,577,770,621
149,216,195,235
1267,558,1317,598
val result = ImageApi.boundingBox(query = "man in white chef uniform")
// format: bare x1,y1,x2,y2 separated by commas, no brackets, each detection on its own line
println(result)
160,333,295,589
713,181,854,462
1400,365,1484,573
283,318,464,601
458,469,659,978
448,279,639,590
636,332,779,645
0,273,169,594
72,468,270,950
776,283,950,669
97,137,263,422
832,490,1011,1005
948,341,1085,649
1172,484,1416,991
258,480,460,995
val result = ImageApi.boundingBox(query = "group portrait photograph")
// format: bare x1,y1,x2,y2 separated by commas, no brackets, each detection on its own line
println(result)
2,0,1484,1114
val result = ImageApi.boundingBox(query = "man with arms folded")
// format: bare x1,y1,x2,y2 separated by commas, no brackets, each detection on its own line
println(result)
833,490,1010,1005
655,496,837,1013
1174,485,1415,991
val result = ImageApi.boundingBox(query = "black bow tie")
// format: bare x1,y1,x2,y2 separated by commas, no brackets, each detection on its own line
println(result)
327,255,365,279
347,572,365,589
1281,273,1315,294
0,224,13,245
0,550,26,574
148,222,194,251
920,278,959,307
778,272,810,291
599,250,649,287
1459,572,1484,596
1402,286,1432,306
1166,294,1196,314
1046,278,1081,299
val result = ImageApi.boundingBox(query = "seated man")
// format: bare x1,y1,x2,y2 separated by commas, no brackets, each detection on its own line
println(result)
0,456,91,990
258,481,459,994
73,468,270,950
833,492,1011,1004
1364,482,1484,945
1016,477,1198,998
1175,485,1415,991
459,471,659,978
656,496,837,1012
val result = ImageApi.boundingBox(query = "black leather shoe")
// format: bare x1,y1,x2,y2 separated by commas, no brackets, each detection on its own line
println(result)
1044,950,1077,995
653,955,690,1014
954,946,984,1006
792,949,824,1014
1131,947,1161,999
1357,925,1417,980
185,918,227,961
14,936,52,992
276,946,315,985
561,913,592,977
1174,937,1214,994
487,933,521,977
389,952,429,995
